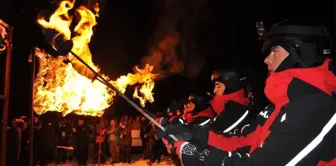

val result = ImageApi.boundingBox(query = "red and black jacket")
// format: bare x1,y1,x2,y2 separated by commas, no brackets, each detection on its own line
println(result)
187,89,249,130
210,89,250,133
206,59,336,166
318,158,336,166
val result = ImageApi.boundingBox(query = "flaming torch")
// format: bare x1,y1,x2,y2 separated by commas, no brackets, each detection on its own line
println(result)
35,0,157,116
35,0,177,140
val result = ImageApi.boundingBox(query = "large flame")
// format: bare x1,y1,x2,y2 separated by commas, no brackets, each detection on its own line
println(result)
35,0,157,116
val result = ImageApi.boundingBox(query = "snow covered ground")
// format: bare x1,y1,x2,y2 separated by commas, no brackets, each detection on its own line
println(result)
47,156,176,166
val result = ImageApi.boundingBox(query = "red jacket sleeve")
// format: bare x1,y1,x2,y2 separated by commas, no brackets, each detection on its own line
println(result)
183,113,193,123
318,158,336,166
193,107,215,119
210,95,227,114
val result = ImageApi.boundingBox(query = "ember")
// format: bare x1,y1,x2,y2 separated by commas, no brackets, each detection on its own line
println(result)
34,0,157,116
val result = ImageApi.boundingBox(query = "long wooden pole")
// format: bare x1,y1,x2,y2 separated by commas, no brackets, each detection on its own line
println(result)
0,27,13,166
29,47,36,166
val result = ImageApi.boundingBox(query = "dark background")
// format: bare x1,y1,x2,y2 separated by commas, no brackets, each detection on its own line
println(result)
0,0,334,120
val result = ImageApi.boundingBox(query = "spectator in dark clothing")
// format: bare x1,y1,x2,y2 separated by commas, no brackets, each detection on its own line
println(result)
140,118,151,159
151,140,164,164
147,123,163,165
73,120,90,166
120,121,132,163
19,118,30,166
33,117,41,165
7,127,19,166
7,118,26,166
56,120,70,164
37,121,55,166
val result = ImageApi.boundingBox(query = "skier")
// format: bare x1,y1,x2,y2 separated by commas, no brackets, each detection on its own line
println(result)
158,21,336,166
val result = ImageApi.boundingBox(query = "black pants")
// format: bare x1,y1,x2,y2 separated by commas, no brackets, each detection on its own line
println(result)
150,140,163,163
75,147,88,165
57,148,67,164
121,144,131,163
143,140,152,159
171,153,182,166
38,148,53,166
6,154,18,166
33,143,38,165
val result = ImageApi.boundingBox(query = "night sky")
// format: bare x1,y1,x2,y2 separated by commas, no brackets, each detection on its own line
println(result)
0,0,334,120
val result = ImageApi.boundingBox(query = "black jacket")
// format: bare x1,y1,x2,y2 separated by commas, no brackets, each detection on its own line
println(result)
202,59,336,166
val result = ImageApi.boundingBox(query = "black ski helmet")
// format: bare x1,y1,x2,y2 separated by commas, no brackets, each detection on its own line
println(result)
167,100,185,115
262,20,333,68
211,69,247,94
188,93,211,114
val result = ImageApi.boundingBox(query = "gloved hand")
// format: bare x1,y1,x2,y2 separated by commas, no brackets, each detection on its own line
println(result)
155,124,193,142
162,139,204,166
221,152,251,166
156,116,186,127
155,124,209,144
163,139,231,166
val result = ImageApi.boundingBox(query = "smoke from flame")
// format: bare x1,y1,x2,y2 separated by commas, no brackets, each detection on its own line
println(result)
142,0,208,78
35,0,157,116
141,29,184,77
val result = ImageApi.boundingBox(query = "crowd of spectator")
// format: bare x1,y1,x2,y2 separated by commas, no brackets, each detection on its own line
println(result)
1,114,168,166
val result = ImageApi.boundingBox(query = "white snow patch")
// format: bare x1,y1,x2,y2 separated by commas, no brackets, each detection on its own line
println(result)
47,156,176,166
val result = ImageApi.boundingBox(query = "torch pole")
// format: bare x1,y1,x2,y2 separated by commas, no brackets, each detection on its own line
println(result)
0,27,13,166
69,51,178,141
29,47,36,166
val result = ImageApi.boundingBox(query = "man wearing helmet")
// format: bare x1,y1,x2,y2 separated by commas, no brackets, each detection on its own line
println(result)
182,93,214,125
209,70,251,133
157,69,250,129
158,21,336,166
155,69,252,165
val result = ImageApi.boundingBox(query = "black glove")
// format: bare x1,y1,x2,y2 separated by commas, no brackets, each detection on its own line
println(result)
155,124,193,142
155,124,209,145
156,116,185,126
177,142,207,166
177,142,231,166
221,152,251,166
202,145,231,165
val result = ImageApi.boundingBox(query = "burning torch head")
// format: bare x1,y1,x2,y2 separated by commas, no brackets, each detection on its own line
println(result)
0,19,10,53
42,27,74,56
262,20,333,68
41,27,96,79
0,37,6,52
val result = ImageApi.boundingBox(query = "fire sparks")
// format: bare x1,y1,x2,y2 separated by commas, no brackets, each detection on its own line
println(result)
93,2,100,17
34,0,157,116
